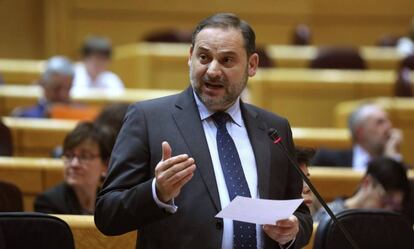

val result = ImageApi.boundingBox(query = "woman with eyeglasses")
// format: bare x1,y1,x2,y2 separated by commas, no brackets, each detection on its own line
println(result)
34,122,115,214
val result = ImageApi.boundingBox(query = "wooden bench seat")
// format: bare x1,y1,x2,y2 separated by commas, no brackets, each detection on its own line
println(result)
54,215,136,249
0,156,63,210
1,155,412,212
0,85,179,117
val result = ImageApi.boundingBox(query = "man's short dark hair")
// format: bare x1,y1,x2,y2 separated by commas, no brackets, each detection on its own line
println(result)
81,36,112,58
95,103,129,138
63,122,114,163
295,147,316,166
191,13,256,56
366,157,409,194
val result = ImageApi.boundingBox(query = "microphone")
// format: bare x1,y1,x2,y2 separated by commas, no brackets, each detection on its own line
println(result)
268,128,360,249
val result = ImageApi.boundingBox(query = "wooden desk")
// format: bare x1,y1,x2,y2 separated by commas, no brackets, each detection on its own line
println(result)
0,59,45,84
249,68,405,127
292,127,351,149
311,167,414,202
335,97,414,166
1,156,412,215
266,45,404,70
2,117,77,157
112,43,407,89
0,156,63,211
54,215,136,249
0,85,180,116
3,115,352,157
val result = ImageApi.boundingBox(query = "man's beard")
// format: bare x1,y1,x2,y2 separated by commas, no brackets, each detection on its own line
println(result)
190,67,248,111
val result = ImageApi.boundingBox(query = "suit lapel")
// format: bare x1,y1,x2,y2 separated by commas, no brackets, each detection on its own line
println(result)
172,87,221,211
241,103,271,199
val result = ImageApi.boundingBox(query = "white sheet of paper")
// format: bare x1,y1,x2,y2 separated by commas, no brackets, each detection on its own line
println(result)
215,196,303,225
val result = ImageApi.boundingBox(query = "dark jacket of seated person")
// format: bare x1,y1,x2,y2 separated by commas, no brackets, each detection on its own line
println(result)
34,122,114,214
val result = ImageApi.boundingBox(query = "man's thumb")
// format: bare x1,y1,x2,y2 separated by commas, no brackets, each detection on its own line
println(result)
161,141,172,161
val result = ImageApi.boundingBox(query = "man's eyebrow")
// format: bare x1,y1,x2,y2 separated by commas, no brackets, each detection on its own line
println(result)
197,46,209,52
220,51,238,56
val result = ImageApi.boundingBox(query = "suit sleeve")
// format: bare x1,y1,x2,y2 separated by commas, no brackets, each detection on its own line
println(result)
94,104,171,236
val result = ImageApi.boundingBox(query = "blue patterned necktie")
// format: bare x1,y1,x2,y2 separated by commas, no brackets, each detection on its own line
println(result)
212,112,257,249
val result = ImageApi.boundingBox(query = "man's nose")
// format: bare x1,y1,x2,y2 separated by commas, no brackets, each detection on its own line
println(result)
206,60,222,80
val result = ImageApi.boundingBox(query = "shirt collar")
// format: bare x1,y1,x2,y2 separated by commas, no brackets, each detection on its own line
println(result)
353,144,371,171
193,91,243,127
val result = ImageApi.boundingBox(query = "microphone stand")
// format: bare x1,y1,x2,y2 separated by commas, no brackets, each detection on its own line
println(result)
268,128,360,249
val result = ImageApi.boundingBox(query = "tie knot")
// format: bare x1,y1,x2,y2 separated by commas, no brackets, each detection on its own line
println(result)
211,112,231,128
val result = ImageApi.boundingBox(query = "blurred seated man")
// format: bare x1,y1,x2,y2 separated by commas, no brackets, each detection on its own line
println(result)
313,157,409,222
397,17,414,55
34,122,114,214
71,36,124,95
12,56,74,118
311,103,403,171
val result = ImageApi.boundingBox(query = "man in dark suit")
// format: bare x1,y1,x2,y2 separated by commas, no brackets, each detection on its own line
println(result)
311,103,403,170
95,13,312,249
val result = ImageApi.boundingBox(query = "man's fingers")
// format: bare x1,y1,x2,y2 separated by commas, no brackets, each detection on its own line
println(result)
159,162,196,186
171,164,196,186
161,141,172,161
156,164,196,202
156,154,190,172
172,167,196,189
276,220,294,227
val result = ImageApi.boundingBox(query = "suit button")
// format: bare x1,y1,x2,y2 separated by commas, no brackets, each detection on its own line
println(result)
216,221,223,230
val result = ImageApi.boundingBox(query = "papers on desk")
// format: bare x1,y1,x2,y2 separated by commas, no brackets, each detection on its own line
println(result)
216,196,303,225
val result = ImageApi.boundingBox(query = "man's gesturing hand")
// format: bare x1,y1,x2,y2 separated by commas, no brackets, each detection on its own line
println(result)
155,141,196,203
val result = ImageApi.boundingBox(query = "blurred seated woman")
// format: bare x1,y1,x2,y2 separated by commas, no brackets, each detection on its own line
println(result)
34,122,114,214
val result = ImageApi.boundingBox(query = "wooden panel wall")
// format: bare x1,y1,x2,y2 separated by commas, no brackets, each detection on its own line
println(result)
0,0,44,58
1,0,413,59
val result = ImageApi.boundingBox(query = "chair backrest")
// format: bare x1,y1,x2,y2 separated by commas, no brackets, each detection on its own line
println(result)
376,34,401,47
291,24,311,45
310,47,366,69
402,178,414,226
0,212,75,249
313,209,414,249
143,29,192,43
0,181,23,212
0,121,13,156
256,47,275,68
49,104,99,121
401,54,414,70
394,67,413,97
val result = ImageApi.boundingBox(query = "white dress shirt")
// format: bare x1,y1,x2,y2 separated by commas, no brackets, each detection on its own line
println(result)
352,145,371,172
194,93,262,249
71,63,124,95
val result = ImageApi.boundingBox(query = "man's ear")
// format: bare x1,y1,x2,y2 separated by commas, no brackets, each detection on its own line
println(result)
188,46,194,67
247,52,259,77
361,174,375,188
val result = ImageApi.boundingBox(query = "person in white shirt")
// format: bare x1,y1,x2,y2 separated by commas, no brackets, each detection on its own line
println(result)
311,103,404,171
71,36,124,95
396,17,414,56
